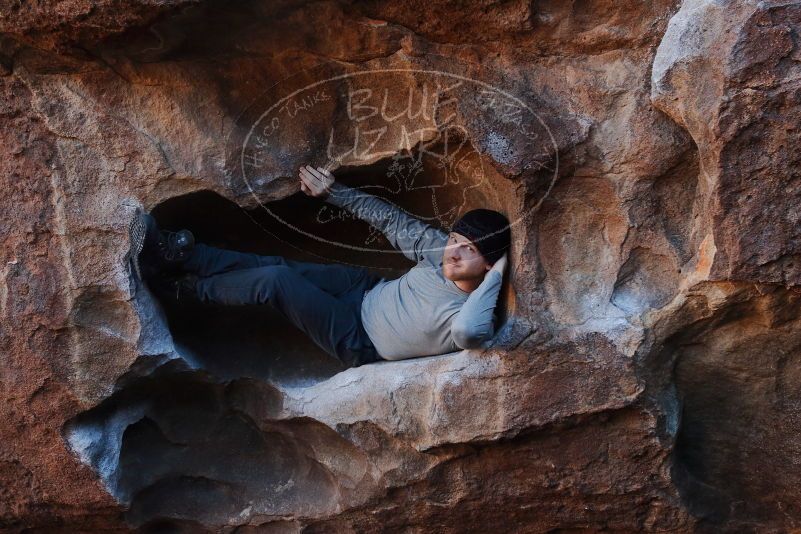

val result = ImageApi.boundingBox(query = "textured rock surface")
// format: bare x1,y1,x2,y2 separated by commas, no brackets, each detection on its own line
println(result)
1,0,800,532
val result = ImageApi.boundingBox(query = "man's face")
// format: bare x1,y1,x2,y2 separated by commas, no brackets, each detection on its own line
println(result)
442,232,492,281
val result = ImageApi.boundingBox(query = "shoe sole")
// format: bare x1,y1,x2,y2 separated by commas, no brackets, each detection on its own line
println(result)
128,209,148,284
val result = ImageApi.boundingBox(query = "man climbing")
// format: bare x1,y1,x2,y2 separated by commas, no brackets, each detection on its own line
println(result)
136,165,510,368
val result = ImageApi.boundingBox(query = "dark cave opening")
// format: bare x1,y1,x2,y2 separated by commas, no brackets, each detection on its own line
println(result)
64,365,358,529
147,146,516,386
149,188,354,386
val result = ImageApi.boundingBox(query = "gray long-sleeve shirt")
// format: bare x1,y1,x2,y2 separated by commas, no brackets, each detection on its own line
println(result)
325,182,503,360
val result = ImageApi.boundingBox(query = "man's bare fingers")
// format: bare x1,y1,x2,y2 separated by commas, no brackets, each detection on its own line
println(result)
300,166,316,181
311,167,334,195
300,168,325,190
316,167,334,183
299,166,333,198
300,169,321,189
304,166,328,183
303,176,326,196
299,173,313,191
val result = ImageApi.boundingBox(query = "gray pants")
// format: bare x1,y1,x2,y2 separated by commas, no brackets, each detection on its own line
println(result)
182,243,384,368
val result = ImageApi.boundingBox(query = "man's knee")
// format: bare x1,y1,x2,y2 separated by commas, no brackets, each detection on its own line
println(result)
257,264,296,281
253,264,299,295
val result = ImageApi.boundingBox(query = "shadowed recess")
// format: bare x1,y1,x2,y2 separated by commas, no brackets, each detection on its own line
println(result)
63,368,371,527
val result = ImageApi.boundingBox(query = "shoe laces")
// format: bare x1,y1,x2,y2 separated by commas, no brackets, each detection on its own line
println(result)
161,230,194,262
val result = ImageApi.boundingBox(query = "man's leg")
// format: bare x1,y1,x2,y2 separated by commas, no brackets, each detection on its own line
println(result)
182,243,287,277
194,264,379,367
183,243,383,299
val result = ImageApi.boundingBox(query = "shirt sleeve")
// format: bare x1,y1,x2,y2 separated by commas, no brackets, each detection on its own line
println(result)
450,269,504,350
324,181,448,265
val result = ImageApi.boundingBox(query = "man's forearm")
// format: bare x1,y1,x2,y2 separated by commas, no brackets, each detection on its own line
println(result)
324,181,446,263
451,269,503,349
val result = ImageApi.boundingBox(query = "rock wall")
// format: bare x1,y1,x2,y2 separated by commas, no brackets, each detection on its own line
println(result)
1,0,799,532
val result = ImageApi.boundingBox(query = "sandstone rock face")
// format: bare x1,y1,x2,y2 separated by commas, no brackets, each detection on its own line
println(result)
1,0,799,532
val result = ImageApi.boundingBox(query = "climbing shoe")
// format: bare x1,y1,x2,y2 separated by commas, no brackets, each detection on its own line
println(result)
137,213,195,278
128,209,150,286
160,229,195,263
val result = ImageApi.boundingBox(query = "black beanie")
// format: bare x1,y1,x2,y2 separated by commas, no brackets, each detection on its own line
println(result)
451,209,511,265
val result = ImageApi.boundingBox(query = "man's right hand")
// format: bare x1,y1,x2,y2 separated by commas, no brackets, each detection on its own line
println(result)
299,165,335,199
490,252,508,276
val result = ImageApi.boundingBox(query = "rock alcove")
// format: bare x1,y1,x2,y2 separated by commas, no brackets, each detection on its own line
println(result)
62,144,525,529
149,141,520,384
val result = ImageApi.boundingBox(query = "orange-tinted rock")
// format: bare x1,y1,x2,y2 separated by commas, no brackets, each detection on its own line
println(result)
1,0,800,532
